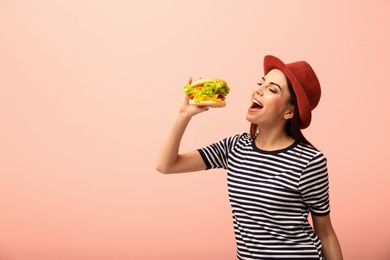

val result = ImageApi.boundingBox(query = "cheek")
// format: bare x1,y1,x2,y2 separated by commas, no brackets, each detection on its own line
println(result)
273,100,291,114
268,96,285,107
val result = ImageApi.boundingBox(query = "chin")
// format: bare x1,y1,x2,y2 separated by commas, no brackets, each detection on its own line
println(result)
245,113,256,124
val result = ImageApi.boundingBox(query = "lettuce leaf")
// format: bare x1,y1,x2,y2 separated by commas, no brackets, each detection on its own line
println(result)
184,80,230,102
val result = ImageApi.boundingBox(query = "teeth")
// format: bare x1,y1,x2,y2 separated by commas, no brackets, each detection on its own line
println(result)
252,99,263,108
253,99,260,105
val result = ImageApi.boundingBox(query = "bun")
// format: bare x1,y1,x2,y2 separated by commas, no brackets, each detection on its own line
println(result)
191,78,227,87
189,99,226,108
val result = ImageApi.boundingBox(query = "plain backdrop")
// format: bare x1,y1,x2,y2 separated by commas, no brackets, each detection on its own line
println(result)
1,0,389,259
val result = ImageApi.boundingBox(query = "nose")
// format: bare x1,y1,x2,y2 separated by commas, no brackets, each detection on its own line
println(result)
254,84,264,96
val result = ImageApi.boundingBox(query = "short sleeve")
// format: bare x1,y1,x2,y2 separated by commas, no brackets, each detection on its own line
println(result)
197,134,241,170
299,152,330,216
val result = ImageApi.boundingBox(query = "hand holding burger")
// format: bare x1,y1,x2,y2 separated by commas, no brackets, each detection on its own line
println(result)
184,77,230,108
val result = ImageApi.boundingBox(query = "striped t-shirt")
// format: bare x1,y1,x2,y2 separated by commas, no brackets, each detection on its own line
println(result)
198,133,330,260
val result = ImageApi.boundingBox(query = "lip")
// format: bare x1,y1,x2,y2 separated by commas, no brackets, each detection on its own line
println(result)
248,98,263,112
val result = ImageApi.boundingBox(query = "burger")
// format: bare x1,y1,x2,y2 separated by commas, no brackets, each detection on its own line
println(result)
184,78,230,108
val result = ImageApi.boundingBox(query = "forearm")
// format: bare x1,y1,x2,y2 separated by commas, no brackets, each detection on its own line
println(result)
155,111,192,173
320,233,343,260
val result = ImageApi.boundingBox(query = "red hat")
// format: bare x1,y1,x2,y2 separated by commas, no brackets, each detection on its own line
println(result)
263,55,321,129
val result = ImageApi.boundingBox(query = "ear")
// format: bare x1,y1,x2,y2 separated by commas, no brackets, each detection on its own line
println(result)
284,106,294,120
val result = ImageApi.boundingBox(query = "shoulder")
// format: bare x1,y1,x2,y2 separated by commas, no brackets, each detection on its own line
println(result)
207,132,253,154
225,132,252,147
199,132,250,153
298,143,327,162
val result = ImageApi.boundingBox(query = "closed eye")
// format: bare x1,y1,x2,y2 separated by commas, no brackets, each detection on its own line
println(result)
269,88,277,93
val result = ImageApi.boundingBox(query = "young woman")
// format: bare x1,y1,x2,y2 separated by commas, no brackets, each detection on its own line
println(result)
155,55,343,260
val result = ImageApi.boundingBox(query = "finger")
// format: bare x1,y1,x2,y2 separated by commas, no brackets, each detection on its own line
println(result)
203,106,210,111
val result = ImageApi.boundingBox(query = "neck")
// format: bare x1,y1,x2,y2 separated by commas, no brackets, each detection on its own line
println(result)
255,127,295,151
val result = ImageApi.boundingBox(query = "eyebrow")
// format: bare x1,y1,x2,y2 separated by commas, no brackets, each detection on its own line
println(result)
262,77,282,91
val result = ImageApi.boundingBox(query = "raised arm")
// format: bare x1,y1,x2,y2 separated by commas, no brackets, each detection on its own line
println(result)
155,95,209,174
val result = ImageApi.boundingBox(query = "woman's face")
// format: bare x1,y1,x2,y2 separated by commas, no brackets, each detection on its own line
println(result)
246,69,294,128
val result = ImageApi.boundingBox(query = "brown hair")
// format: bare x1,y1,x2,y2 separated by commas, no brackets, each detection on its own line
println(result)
249,75,314,147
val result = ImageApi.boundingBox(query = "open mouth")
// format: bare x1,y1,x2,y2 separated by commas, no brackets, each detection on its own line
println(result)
250,99,263,109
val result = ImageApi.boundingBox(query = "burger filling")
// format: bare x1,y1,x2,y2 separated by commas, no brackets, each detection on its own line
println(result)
184,80,230,103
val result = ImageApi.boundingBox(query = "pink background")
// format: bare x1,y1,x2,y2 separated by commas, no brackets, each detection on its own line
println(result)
1,0,389,259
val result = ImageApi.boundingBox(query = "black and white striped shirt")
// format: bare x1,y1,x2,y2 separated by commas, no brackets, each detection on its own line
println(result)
198,133,330,260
